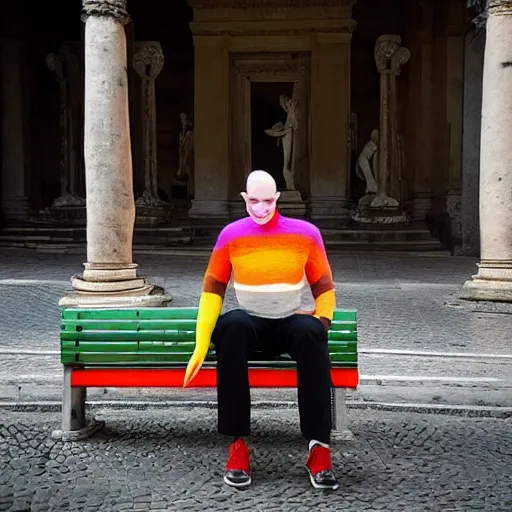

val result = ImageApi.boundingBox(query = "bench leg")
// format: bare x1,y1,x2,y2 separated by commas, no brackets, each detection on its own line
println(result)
330,388,355,441
51,367,105,440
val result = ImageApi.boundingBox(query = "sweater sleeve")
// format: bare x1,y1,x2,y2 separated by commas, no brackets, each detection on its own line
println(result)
184,228,232,387
304,226,336,328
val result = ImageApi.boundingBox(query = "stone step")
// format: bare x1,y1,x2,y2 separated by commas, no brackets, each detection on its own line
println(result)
0,224,444,251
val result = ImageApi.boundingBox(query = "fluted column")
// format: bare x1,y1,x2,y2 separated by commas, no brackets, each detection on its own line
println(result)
462,2,512,301
60,0,171,307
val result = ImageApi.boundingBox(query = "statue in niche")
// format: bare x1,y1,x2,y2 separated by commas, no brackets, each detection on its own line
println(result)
264,94,299,190
356,130,379,200
371,34,410,209
175,113,194,198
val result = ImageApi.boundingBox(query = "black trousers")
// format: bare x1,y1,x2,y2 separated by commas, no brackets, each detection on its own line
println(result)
212,309,333,444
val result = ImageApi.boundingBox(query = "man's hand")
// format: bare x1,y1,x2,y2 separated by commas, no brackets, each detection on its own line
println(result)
183,345,209,388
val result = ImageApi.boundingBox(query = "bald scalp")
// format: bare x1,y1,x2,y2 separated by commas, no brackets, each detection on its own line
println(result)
246,170,277,198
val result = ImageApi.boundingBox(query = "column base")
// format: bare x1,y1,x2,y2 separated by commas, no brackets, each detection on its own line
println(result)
309,198,350,228
59,262,173,308
188,199,229,221
462,260,512,302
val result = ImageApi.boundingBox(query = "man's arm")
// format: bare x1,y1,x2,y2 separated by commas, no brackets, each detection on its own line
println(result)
304,227,336,329
183,229,232,387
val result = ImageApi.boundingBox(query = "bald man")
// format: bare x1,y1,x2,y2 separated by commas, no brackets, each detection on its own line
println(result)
184,170,338,490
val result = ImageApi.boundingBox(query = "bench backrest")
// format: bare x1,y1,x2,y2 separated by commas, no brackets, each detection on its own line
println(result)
60,308,357,368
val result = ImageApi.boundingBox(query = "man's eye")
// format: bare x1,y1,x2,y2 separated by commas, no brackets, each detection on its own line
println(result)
250,199,258,204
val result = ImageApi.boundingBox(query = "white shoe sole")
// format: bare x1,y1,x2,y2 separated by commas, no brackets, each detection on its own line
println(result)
306,468,339,490
223,474,252,488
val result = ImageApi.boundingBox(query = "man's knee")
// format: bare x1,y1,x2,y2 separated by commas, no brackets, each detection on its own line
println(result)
293,315,328,341
288,315,329,360
213,309,253,351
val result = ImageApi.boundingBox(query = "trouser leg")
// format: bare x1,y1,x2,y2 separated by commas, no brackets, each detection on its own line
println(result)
212,309,268,437
276,315,332,444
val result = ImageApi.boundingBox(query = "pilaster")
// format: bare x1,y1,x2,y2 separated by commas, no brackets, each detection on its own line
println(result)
188,34,230,220
0,39,30,223
309,31,353,224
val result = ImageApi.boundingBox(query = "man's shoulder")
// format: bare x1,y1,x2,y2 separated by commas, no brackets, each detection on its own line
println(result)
215,217,252,248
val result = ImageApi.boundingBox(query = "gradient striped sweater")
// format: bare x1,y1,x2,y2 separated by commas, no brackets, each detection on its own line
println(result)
201,211,336,324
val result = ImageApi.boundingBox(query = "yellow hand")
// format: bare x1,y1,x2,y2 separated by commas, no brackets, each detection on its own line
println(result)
183,344,210,388
183,292,223,388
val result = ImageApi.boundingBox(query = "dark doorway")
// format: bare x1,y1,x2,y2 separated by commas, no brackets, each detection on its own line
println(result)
250,81,294,190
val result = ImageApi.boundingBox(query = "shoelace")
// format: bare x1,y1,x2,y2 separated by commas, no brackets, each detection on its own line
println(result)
226,440,250,472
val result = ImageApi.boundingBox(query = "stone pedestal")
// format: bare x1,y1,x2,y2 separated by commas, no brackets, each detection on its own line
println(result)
309,198,349,227
60,0,171,308
189,200,229,222
0,39,30,223
462,5,512,302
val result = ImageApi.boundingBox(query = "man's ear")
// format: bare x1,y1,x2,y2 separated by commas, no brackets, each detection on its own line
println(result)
274,192,281,201
240,191,248,201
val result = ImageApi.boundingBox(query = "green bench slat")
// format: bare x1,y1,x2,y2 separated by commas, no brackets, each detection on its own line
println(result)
61,307,201,321
61,319,356,335
62,340,356,354
63,351,357,365
62,307,357,323
61,330,198,342
66,353,359,367
61,331,356,344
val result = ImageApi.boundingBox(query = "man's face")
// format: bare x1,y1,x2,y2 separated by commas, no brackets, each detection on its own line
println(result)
241,179,280,225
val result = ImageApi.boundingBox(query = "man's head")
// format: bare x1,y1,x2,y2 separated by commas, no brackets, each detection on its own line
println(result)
241,170,280,225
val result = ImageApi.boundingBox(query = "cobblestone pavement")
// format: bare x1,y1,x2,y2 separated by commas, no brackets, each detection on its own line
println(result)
0,407,511,511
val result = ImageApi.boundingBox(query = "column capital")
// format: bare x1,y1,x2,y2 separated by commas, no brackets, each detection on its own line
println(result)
132,41,165,79
81,0,130,25
489,1,512,15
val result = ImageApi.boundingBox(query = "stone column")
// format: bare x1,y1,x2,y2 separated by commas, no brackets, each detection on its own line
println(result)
309,32,353,225
132,41,165,207
462,3,512,301
0,39,30,222
188,35,230,221
46,45,85,207
59,0,171,308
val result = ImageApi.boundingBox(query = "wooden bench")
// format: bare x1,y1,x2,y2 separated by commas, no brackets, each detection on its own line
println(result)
54,307,359,440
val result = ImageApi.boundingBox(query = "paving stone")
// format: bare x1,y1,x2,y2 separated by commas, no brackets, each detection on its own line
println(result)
0,407,511,511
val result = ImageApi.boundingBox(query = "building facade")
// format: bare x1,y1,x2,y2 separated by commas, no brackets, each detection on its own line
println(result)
0,0,511,303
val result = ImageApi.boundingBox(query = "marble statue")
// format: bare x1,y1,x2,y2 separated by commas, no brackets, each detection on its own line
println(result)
132,41,165,207
176,113,194,197
356,129,379,196
371,34,410,209
264,94,299,190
